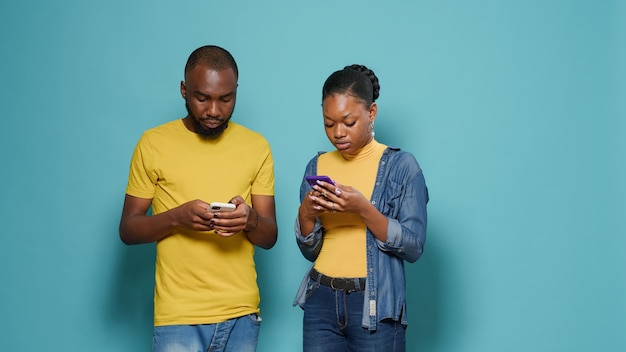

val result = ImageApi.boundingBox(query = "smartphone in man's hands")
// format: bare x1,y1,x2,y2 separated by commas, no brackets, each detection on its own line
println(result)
209,202,236,212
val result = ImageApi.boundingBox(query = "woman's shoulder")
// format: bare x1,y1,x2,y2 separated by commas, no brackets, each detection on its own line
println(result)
303,151,327,173
384,146,414,160
384,147,423,173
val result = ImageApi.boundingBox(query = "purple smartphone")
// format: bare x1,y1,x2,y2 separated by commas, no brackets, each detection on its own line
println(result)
305,175,335,187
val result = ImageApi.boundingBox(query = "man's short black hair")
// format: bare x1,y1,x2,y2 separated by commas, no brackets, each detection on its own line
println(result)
184,45,238,78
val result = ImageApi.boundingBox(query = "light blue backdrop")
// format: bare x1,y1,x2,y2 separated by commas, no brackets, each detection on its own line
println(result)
1,1,624,351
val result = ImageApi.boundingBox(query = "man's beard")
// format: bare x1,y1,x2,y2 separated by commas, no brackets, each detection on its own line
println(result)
186,102,231,139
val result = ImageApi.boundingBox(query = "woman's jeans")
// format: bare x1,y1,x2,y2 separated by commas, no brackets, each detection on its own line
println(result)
152,313,262,352
303,282,406,352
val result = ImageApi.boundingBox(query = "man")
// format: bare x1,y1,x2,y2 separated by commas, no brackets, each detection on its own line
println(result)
119,45,278,352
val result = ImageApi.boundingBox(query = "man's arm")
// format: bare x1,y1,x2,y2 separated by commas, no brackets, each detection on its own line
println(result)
119,194,214,245
243,194,278,249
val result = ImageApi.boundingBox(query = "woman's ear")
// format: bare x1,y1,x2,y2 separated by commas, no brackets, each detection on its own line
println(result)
369,102,378,123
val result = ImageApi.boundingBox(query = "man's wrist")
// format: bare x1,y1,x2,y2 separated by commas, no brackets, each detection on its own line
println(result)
244,208,259,233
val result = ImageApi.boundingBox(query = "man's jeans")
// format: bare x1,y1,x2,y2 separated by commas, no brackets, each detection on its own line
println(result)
303,283,406,352
152,314,262,352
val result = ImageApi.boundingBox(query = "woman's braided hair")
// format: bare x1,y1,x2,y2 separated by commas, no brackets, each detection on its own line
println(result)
322,64,380,107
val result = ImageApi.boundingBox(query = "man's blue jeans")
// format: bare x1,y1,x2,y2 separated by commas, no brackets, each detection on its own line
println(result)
152,313,262,352
303,282,406,352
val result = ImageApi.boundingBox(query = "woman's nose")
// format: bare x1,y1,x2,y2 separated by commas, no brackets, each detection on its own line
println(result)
333,125,346,138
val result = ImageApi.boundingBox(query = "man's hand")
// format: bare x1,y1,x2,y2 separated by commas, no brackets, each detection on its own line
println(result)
207,196,252,237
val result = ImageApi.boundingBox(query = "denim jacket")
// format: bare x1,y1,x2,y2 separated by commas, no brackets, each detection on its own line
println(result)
293,146,428,330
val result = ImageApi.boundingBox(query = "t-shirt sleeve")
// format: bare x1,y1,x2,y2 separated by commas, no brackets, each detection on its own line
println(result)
125,133,157,199
250,140,275,196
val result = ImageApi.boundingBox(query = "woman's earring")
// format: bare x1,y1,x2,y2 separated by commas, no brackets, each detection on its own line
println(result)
370,122,375,137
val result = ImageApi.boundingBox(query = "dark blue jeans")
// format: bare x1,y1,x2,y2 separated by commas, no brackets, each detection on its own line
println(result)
303,282,406,352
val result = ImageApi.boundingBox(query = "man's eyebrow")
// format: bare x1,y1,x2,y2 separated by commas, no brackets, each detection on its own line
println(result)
193,91,235,99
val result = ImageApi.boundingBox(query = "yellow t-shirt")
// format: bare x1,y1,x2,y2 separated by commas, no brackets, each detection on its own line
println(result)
315,139,386,278
126,119,274,326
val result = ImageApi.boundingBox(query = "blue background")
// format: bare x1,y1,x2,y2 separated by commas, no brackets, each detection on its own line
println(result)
1,1,624,351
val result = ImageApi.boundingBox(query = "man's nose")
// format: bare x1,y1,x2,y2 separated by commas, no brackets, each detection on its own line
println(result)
205,101,219,117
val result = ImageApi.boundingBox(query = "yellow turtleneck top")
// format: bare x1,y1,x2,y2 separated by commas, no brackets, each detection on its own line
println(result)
314,139,387,278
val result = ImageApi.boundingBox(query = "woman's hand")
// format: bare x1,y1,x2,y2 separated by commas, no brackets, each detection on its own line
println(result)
306,179,390,242
299,187,327,221
308,180,368,215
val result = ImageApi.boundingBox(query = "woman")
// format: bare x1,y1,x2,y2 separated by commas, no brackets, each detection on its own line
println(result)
293,64,429,351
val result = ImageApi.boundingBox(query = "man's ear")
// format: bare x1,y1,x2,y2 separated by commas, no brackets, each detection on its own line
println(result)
180,81,186,99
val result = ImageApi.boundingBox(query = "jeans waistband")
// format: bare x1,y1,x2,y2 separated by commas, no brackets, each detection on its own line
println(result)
310,268,366,292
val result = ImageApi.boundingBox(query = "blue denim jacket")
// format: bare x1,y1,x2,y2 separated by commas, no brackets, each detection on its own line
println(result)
293,146,428,330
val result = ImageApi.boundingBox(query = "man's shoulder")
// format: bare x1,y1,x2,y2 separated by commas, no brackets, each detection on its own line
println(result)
229,123,270,144
137,119,185,143
144,119,183,134
229,122,259,135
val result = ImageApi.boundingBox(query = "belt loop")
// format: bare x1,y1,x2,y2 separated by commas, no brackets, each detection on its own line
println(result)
311,268,322,283
352,278,361,292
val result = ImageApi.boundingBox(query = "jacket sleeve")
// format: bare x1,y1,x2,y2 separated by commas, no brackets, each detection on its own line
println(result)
294,155,325,262
375,153,428,263
295,216,324,262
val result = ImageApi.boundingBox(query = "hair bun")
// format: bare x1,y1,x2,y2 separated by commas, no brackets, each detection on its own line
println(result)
344,64,380,101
